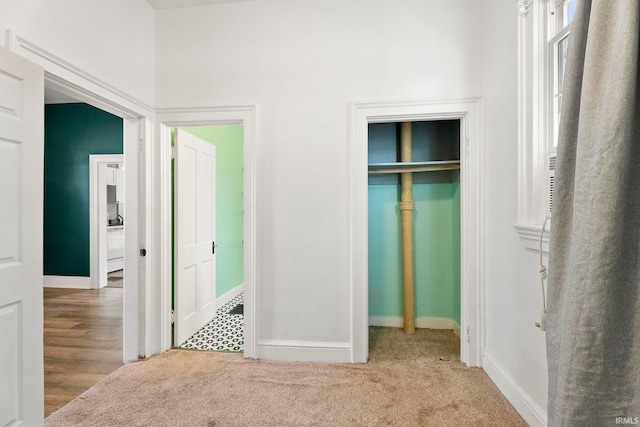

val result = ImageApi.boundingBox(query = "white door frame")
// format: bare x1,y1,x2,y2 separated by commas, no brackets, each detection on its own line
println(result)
349,98,485,366
7,29,155,362
89,154,125,289
156,107,257,358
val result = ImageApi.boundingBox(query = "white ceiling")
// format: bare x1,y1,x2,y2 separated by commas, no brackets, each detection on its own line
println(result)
146,0,253,9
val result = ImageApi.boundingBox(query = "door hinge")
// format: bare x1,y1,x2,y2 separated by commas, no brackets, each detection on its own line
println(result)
171,309,175,325
171,146,176,160
466,325,471,343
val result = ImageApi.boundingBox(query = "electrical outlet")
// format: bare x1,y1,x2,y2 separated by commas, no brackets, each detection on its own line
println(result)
535,309,547,331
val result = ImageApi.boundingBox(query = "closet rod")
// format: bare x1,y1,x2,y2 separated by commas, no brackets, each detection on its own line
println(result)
368,164,460,174
369,160,460,168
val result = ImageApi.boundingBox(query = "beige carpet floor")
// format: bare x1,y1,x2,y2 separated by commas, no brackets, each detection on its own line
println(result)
45,327,526,426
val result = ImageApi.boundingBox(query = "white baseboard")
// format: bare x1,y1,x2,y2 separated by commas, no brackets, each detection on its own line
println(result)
257,340,351,363
369,316,460,331
452,320,461,337
44,275,92,289
216,283,244,310
482,352,547,427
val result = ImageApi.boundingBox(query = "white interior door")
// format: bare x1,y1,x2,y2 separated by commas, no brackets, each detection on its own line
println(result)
0,46,44,425
174,129,217,345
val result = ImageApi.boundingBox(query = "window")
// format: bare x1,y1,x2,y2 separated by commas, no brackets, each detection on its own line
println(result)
548,0,575,150
515,0,576,251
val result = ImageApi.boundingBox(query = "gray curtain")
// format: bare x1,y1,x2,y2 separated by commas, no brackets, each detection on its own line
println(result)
547,0,640,425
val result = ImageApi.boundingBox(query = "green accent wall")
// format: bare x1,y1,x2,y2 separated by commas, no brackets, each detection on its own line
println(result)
44,103,123,276
180,126,244,298
368,122,461,325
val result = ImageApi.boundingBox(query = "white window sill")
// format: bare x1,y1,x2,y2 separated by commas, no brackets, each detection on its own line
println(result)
514,223,550,254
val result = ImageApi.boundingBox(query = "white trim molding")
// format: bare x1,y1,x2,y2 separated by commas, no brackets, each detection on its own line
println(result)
369,316,461,335
349,97,484,367
44,275,91,289
515,0,550,253
483,352,547,427
216,283,245,311
257,340,351,363
5,29,152,116
517,0,532,16
513,223,550,254
155,105,258,359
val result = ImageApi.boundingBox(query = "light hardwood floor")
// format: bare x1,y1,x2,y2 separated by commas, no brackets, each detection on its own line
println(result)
44,287,123,417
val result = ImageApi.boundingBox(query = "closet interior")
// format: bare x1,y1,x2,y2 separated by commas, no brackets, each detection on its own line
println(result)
367,120,461,336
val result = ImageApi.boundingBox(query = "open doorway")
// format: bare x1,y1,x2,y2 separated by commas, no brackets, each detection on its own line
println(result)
172,126,245,353
367,120,461,356
89,155,126,290
42,96,128,416
157,106,256,358
104,162,125,290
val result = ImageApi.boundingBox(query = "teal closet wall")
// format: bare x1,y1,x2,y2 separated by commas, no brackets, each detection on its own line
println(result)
44,103,123,276
451,180,461,323
180,126,244,298
368,122,461,325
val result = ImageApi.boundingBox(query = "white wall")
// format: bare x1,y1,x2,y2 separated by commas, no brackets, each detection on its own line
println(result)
1,0,549,422
0,0,156,106
481,1,548,425
156,0,483,345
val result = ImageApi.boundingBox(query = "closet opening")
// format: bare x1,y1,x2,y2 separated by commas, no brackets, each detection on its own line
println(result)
367,120,461,353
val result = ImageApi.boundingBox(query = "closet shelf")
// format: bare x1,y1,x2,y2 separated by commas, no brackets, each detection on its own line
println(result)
368,160,460,174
